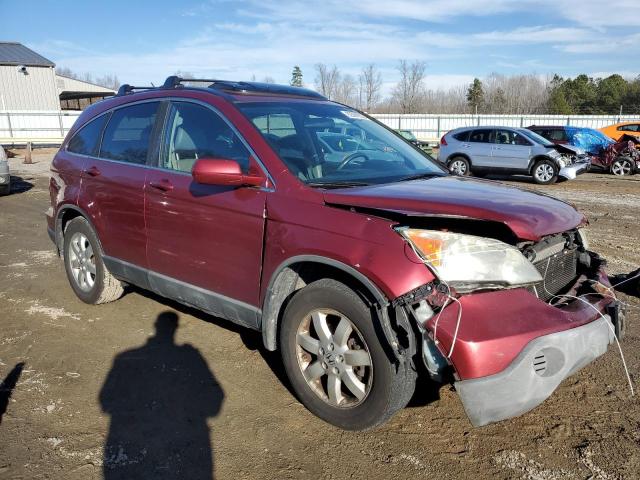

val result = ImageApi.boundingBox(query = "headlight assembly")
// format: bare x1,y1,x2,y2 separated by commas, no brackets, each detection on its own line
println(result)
397,228,543,292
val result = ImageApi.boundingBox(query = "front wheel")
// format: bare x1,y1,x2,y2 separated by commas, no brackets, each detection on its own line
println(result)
63,217,124,304
611,157,634,176
532,159,558,185
279,279,416,430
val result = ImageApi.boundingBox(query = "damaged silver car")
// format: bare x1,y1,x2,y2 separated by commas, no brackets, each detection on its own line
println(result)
438,126,590,184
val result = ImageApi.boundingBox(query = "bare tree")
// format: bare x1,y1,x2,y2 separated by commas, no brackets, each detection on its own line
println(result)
262,76,276,84
314,63,341,100
335,74,357,106
358,64,383,112
391,60,427,113
57,66,120,90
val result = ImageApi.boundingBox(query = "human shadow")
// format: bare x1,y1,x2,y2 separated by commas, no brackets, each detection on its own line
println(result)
99,311,224,479
609,268,640,298
0,362,25,425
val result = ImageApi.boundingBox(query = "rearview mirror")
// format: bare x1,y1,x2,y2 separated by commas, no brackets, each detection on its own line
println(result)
192,158,264,187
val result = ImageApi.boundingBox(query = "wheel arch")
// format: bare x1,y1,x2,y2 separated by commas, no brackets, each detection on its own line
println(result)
54,205,103,258
528,155,556,174
447,152,472,165
261,256,390,353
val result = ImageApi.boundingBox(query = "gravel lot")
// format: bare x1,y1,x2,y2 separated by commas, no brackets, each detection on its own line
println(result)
1,150,639,479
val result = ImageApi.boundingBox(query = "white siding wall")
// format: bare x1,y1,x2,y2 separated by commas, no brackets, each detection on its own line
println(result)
0,65,59,111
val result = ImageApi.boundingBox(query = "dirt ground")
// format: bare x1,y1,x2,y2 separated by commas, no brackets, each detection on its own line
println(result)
1,150,639,480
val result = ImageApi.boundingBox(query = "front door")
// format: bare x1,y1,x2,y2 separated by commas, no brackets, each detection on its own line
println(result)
145,100,267,327
491,129,532,170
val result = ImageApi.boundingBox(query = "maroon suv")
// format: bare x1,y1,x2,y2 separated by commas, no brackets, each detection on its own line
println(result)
47,76,622,430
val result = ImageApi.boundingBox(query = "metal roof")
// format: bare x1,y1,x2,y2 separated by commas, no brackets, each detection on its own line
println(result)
0,42,55,67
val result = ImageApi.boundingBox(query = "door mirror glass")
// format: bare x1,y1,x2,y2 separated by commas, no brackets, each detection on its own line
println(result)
192,158,263,187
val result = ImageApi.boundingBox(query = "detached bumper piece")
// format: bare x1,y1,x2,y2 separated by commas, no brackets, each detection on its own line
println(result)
559,161,590,180
455,316,614,427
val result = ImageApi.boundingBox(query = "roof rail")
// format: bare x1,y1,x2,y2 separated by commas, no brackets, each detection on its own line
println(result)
161,75,327,99
116,84,155,96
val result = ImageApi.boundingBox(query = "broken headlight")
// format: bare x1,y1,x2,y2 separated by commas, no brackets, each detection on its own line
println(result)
397,228,543,292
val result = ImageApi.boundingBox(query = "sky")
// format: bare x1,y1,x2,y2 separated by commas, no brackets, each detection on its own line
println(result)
2,0,639,93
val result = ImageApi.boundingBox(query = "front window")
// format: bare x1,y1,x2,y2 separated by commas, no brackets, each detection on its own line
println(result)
520,129,554,147
237,102,444,186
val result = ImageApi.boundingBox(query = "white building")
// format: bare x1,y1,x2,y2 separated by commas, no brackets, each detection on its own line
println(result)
0,42,115,111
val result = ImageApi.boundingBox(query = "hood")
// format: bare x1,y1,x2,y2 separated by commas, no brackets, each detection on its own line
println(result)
552,143,585,156
323,176,585,241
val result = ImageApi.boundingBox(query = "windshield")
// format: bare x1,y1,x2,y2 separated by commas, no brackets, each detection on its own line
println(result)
237,102,445,186
520,129,554,147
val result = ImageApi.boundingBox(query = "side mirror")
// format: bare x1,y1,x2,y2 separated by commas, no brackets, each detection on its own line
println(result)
191,158,264,187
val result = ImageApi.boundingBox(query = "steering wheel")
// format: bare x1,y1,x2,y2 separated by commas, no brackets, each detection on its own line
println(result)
336,152,369,171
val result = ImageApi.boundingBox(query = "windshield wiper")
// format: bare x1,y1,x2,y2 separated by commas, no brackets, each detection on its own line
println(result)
397,172,446,182
306,181,370,189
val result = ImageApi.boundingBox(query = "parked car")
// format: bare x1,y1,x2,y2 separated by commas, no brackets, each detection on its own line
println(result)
395,129,433,154
528,125,639,176
0,145,10,195
438,126,590,184
48,76,622,430
599,121,640,141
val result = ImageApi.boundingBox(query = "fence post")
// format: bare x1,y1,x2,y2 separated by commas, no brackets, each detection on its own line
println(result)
398,115,402,130
436,116,441,138
6,112,13,139
58,111,65,138
520,116,524,127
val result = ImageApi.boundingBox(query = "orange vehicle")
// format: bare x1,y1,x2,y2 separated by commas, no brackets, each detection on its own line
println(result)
599,121,640,141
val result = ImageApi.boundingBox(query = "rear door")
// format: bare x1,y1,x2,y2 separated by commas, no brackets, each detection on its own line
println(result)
466,129,494,166
491,129,533,170
79,101,162,272
144,100,267,326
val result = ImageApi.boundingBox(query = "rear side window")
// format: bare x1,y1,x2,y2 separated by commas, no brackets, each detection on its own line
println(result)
468,129,492,143
618,124,639,132
452,131,469,141
100,102,159,164
67,114,109,156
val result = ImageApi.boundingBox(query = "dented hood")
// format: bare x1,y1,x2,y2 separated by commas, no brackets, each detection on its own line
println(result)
323,176,585,241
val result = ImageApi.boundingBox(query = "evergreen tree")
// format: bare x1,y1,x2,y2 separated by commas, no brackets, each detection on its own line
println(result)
466,78,484,113
290,66,303,87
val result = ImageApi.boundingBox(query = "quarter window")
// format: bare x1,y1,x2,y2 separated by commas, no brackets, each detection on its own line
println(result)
468,129,493,143
99,102,160,164
67,114,109,156
161,102,252,173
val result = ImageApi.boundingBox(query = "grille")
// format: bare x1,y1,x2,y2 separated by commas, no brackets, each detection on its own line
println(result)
531,248,578,302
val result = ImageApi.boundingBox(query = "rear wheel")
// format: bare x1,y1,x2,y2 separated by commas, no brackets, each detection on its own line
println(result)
611,157,634,176
280,279,416,430
532,159,558,185
63,217,124,304
448,156,471,176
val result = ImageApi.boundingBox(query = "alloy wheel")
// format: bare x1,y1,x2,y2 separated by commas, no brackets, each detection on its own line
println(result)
68,232,96,292
450,160,467,175
611,160,631,176
295,309,373,408
535,164,554,182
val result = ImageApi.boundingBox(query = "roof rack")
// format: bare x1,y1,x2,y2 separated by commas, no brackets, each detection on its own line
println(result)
116,84,155,96
162,75,327,99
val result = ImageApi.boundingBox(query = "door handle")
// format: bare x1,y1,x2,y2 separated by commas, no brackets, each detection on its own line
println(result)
149,179,174,192
84,166,101,177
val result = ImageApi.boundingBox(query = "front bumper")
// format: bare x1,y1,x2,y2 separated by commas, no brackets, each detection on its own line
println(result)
455,315,614,426
559,160,590,180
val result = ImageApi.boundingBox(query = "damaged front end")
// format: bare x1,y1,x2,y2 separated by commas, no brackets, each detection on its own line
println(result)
551,144,591,180
393,225,622,427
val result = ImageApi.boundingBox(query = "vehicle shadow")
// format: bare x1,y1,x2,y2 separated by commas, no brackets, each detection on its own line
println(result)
8,176,34,195
99,311,223,479
609,268,640,298
0,362,25,425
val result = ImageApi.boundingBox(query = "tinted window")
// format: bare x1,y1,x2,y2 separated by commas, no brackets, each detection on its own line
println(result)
100,102,159,164
619,124,639,132
67,114,109,156
162,102,252,173
452,131,469,141
468,129,492,143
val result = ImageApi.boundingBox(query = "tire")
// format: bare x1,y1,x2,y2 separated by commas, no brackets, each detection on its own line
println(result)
279,278,416,430
531,159,558,185
610,157,634,176
63,217,124,304
448,156,471,176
